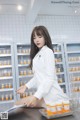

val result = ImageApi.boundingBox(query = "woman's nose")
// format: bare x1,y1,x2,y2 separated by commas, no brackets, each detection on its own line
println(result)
36,38,39,42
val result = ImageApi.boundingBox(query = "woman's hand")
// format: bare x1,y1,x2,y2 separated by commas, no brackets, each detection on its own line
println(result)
24,95,39,107
16,85,27,94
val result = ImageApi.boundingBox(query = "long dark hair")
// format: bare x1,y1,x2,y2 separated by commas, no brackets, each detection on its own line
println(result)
30,25,53,68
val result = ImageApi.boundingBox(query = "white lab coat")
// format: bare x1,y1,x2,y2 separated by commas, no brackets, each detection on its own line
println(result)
26,45,69,105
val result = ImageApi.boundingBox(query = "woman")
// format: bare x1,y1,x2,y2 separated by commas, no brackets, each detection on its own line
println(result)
17,25,69,108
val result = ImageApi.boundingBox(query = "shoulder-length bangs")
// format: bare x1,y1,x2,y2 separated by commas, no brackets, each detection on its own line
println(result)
31,27,44,40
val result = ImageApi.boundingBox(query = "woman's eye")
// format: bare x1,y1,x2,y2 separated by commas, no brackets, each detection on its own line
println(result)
39,36,42,38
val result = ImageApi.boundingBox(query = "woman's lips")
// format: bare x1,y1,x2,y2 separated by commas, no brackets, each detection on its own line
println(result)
36,43,40,46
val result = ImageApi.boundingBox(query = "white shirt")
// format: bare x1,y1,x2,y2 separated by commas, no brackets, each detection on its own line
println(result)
26,45,69,105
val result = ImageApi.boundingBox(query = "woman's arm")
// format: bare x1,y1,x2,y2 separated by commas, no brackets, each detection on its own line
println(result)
26,75,37,89
34,49,55,99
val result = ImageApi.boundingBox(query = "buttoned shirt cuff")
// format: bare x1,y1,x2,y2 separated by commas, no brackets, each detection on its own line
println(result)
25,83,32,89
33,90,43,100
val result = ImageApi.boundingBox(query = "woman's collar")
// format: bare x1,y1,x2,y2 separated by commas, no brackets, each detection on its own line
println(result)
39,45,47,51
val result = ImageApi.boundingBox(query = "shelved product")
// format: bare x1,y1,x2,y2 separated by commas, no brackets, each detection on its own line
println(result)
15,44,35,100
0,44,16,112
15,43,69,100
64,43,80,109
53,43,68,94
1,42,79,112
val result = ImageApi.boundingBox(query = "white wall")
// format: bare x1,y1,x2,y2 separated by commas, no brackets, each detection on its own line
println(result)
0,15,28,43
0,14,80,44
34,15,80,43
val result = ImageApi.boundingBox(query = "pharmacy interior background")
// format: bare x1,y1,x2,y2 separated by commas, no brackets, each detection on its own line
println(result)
0,0,80,112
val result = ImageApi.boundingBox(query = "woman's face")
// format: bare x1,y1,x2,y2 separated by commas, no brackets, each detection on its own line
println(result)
33,33,45,49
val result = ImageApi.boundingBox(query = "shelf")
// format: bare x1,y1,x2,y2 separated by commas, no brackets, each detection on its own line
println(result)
18,64,29,67
54,52,62,55
0,76,13,80
0,100,14,104
0,44,16,112
64,43,80,100
0,54,11,57
56,72,64,75
0,65,12,68
71,91,80,93
68,61,80,64
16,43,68,99
58,82,65,85
70,81,80,84
69,71,80,74
0,88,14,92
17,53,30,56
67,51,80,54
19,75,33,78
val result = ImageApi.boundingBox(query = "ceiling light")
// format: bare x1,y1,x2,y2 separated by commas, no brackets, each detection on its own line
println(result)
17,5,22,11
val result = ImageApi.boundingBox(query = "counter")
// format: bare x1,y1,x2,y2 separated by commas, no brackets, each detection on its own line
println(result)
6,108,80,120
